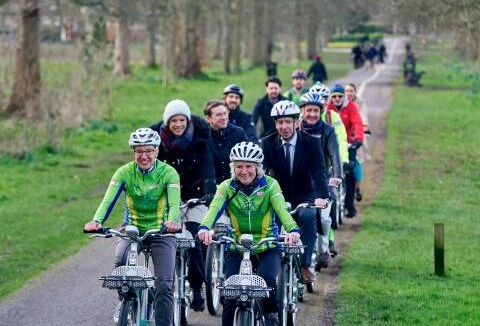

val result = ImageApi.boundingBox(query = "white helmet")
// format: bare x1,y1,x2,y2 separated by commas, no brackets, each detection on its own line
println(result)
128,128,161,148
230,142,264,163
309,82,331,99
270,100,300,120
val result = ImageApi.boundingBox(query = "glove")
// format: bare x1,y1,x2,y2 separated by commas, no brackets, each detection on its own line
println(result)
343,161,355,173
201,193,214,206
350,141,363,150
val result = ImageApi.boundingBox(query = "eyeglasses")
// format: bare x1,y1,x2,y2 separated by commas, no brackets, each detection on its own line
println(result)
331,95,344,99
133,149,156,156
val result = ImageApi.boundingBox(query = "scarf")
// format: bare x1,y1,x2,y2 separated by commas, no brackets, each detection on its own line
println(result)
159,122,194,153
233,177,260,196
299,119,323,137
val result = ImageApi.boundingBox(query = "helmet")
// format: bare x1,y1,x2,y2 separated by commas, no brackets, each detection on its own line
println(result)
230,141,264,163
291,69,307,79
270,100,300,120
330,84,345,96
163,99,191,123
223,84,244,98
299,92,325,108
309,82,331,99
128,128,161,148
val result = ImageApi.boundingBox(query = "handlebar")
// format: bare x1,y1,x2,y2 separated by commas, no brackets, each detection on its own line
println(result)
289,202,326,215
180,198,207,209
211,235,280,251
85,227,179,242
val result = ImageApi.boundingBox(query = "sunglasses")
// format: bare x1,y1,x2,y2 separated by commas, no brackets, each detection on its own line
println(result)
331,95,344,99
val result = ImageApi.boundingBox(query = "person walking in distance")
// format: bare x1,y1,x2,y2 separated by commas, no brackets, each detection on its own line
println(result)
307,54,328,84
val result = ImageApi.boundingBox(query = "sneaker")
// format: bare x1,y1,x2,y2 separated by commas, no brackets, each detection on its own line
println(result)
329,241,338,257
301,266,316,284
355,188,363,201
346,207,357,218
319,252,330,269
113,301,122,324
191,288,205,312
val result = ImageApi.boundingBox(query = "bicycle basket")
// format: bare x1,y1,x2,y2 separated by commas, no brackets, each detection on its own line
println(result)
175,229,196,249
100,266,154,290
219,274,271,299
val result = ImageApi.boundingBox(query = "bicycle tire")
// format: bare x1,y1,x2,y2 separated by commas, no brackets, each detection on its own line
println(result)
173,262,182,326
287,310,296,326
118,298,137,326
306,279,316,293
338,183,345,225
277,263,289,326
205,243,221,315
235,309,252,326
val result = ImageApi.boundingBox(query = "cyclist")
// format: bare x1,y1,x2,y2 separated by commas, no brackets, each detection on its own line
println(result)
203,99,248,184
261,100,330,283
283,69,309,106
326,84,364,218
83,128,181,326
223,84,259,143
345,83,371,201
198,141,301,326
150,99,217,312
252,76,288,138
309,82,348,255
307,54,328,83
298,92,343,268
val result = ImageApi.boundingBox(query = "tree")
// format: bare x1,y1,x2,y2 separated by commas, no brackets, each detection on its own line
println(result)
6,0,41,118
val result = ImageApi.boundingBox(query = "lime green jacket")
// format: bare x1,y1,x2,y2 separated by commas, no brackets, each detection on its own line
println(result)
93,160,181,232
200,175,299,253
323,110,349,163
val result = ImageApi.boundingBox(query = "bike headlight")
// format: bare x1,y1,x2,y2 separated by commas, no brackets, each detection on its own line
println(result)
240,293,248,302
121,284,129,293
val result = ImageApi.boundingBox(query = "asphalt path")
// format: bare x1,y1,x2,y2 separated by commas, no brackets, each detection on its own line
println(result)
0,37,405,326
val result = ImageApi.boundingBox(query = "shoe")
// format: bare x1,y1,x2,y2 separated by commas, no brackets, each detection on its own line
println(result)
264,312,280,326
346,207,357,218
355,188,363,201
191,288,205,312
301,266,317,284
329,241,338,257
319,252,330,269
113,301,121,324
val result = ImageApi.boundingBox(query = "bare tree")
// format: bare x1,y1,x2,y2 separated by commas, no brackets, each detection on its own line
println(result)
144,0,159,67
6,0,41,118
223,0,232,72
231,0,241,72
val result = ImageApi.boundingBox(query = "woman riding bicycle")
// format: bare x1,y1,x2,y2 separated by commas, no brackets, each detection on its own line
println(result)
84,128,181,326
150,99,217,311
198,141,301,326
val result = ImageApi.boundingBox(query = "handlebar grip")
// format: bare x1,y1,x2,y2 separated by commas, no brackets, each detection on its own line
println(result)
83,227,109,234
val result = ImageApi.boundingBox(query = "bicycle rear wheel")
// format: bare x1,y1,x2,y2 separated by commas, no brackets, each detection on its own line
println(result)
118,298,137,326
205,243,222,315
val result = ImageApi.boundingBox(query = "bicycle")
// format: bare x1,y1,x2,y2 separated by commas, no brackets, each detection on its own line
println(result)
276,236,304,326
205,222,229,315
86,225,175,326
173,198,204,326
215,234,279,326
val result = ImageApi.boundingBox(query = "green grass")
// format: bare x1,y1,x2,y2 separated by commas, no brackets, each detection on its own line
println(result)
336,47,480,325
0,52,349,299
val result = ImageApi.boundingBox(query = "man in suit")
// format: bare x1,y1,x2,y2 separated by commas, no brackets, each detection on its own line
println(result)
262,100,330,283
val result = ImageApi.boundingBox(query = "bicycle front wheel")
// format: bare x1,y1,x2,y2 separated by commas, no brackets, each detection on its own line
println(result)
205,243,222,315
118,298,138,326
277,263,289,326
235,309,253,326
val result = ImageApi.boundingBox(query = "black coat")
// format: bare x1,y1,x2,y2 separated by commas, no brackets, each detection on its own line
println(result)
261,131,330,207
229,108,258,143
252,94,288,138
208,124,248,184
307,61,328,83
150,115,216,201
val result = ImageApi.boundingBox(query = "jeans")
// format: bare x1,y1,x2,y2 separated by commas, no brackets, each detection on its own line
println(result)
294,206,317,267
114,235,176,326
222,249,281,326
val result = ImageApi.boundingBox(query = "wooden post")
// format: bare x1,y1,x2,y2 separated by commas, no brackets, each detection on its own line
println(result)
434,223,445,276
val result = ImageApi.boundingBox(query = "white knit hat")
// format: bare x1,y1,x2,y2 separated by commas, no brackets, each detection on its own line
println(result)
163,99,191,123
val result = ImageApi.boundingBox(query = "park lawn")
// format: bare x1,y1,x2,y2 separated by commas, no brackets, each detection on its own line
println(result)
0,52,349,299
335,49,480,324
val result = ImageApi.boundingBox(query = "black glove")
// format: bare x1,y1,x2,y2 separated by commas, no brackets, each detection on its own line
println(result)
201,193,214,206
350,141,363,150
343,161,355,173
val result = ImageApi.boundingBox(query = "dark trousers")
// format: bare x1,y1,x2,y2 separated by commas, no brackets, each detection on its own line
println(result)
294,207,317,266
345,147,358,213
185,221,207,289
222,249,281,326
115,236,176,326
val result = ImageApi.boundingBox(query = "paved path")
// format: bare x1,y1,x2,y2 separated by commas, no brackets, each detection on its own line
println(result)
0,37,405,326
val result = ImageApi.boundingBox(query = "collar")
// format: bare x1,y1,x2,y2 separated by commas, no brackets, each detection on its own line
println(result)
137,161,156,174
281,131,298,147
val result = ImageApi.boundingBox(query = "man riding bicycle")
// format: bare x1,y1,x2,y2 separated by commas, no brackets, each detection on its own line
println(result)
84,128,181,326
198,141,300,326
261,100,331,283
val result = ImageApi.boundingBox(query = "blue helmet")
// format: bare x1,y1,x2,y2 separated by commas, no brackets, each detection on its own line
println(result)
299,92,326,108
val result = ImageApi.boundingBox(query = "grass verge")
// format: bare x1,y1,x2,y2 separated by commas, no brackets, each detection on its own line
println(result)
336,46,480,325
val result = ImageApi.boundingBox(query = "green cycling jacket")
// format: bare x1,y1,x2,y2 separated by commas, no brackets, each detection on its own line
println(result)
200,175,300,253
93,160,181,232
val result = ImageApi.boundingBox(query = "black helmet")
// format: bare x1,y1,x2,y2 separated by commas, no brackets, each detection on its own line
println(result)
223,84,244,98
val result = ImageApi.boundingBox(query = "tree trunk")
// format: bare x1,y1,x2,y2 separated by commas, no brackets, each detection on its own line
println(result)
144,0,158,68
113,6,130,76
306,6,318,60
212,15,223,60
232,0,241,72
264,0,275,64
6,0,41,119
223,0,232,73
250,0,265,66
175,0,202,77
294,0,303,61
